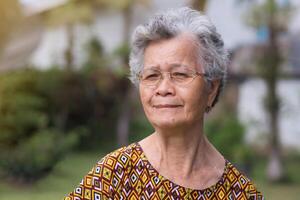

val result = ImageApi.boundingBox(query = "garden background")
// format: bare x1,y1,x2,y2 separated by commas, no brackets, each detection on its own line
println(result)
0,0,300,199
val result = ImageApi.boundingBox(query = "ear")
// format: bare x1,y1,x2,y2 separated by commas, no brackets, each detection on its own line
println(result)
207,79,221,107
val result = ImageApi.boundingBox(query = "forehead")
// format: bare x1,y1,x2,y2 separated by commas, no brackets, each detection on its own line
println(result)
143,33,201,70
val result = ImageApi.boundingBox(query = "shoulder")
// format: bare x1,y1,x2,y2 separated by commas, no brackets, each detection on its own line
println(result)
90,143,139,181
64,143,140,199
95,142,139,171
224,161,264,199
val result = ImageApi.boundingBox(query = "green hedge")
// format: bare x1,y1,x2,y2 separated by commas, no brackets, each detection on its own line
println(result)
0,64,124,182
0,69,80,182
0,38,131,182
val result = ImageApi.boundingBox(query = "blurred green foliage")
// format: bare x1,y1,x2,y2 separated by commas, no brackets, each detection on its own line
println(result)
0,69,79,182
205,113,254,172
0,38,126,182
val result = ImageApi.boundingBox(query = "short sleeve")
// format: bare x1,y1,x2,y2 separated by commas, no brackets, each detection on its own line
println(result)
245,181,265,200
63,157,114,200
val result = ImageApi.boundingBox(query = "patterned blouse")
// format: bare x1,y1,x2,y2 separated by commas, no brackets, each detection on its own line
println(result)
64,143,264,200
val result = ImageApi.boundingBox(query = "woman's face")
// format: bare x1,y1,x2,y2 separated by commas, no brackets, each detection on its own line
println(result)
139,34,217,129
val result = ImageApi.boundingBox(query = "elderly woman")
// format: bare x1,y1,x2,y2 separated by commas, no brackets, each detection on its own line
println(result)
65,7,263,199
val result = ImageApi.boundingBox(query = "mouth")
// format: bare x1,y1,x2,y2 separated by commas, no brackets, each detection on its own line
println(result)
153,104,183,109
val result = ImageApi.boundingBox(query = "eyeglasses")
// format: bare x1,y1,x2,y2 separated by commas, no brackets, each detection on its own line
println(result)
138,68,208,87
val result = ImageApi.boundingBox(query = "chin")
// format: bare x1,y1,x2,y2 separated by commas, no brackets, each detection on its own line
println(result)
150,117,186,129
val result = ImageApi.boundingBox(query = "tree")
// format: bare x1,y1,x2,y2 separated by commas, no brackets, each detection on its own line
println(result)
0,69,78,182
44,0,96,70
46,0,150,146
98,0,150,147
241,0,292,182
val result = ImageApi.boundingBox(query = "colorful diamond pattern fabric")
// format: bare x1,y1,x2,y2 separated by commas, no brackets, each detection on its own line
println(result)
64,143,264,199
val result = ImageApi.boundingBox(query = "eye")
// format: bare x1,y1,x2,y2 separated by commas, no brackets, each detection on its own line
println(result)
143,72,160,80
172,72,191,79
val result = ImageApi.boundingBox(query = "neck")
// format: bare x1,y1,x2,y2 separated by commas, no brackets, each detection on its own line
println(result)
154,121,205,166
154,131,206,176
141,121,223,179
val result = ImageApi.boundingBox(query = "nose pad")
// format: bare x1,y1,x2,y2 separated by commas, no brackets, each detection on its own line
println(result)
160,72,172,84
156,72,173,87
155,72,175,96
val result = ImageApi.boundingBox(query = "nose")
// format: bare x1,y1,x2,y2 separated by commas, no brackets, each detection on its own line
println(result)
155,73,175,96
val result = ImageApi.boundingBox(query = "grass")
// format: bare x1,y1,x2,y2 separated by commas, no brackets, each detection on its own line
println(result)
251,155,300,200
0,151,300,200
257,182,300,200
0,151,104,200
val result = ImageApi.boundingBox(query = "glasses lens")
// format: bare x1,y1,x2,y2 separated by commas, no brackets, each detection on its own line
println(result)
139,69,203,86
140,69,161,86
171,70,195,85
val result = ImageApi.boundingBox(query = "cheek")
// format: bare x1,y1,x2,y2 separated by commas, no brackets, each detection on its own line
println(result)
139,88,152,111
183,90,208,114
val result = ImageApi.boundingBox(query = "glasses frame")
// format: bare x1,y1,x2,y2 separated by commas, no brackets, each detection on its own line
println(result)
138,69,209,87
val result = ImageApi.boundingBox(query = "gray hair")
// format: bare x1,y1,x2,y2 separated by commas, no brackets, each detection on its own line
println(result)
129,7,229,108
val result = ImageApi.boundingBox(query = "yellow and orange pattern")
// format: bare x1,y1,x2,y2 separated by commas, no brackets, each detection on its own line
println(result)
64,143,264,199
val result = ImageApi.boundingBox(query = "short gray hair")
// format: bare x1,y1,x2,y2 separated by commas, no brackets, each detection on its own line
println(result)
129,7,229,108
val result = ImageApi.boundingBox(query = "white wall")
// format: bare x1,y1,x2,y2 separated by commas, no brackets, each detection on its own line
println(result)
238,79,300,150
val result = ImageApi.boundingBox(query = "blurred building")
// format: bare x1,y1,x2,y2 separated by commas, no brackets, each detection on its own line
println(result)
1,0,300,150
231,33,300,150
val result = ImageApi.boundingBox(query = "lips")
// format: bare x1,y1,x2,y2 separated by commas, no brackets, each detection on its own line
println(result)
153,104,182,108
